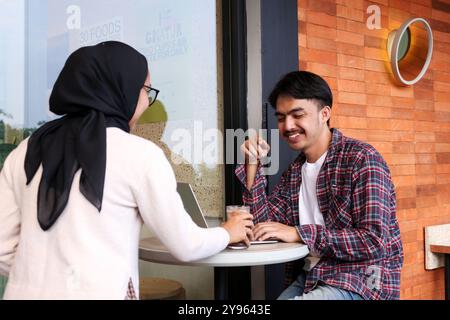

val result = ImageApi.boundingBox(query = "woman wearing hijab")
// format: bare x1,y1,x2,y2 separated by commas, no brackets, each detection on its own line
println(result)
0,41,253,299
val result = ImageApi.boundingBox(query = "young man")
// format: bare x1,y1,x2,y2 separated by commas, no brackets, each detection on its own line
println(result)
236,71,403,300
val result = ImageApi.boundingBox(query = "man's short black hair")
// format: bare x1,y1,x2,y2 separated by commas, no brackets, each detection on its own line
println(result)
268,70,333,111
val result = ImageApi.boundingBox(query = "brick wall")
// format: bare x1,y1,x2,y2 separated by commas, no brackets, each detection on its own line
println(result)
298,0,450,299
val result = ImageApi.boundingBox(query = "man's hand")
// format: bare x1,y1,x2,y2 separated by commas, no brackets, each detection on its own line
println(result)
240,136,270,165
221,213,254,246
240,136,270,190
253,221,302,243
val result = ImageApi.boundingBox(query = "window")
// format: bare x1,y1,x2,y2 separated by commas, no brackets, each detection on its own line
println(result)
0,0,223,298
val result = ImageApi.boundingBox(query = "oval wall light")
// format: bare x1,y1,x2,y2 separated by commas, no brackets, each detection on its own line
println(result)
387,17,433,86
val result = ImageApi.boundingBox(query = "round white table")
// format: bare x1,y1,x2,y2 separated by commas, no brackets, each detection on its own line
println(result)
139,237,309,299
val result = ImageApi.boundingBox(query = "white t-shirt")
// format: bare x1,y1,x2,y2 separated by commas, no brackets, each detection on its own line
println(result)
298,151,327,271
0,127,229,299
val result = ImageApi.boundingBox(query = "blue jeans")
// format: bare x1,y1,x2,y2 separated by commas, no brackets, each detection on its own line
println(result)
277,271,364,300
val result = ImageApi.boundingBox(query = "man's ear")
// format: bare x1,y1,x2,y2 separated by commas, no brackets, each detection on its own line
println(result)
321,106,331,124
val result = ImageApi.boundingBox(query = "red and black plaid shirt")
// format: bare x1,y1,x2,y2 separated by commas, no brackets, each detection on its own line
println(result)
236,129,403,300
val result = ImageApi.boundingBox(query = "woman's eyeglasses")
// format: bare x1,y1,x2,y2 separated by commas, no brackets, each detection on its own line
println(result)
143,85,159,106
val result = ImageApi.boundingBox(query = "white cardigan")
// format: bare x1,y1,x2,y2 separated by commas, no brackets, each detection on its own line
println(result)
0,127,229,299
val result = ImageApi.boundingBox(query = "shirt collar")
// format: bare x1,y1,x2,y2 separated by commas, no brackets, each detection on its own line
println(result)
329,128,344,153
293,128,344,168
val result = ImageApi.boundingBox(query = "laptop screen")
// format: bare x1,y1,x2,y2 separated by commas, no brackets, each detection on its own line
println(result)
177,183,209,228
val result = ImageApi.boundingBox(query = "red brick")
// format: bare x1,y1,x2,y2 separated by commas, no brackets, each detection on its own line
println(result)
365,59,388,72
437,153,450,164
414,111,435,122
391,165,415,176
389,0,411,10
367,94,392,107
398,197,417,210
337,91,367,105
416,184,437,197
338,66,365,81
388,7,411,22
393,142,415,154
411,3,431,18
435,101,450,112
306,11,337,28
415,99,434,111
337,5,364,22
434,40,450,55
337,0,364,10
307,37,337,51
415,153,436,164
338,54,365,69
434,71,450,83
303,48,337,64
298,20,307,35
367,106,392,118
339,128,368,140
336,30,364,46
337,79,365,93
391,154,416,165
364,47,388,61
308,0,337,15
401,230,418,243
371,141,393,153
392,175,416,188
434,30,450,44
391,119,414,131
364,35,385,48
391,86,414,98
432,9,450,24
436,132,450,143
417,174,436,185
416,195,437,208
389,97,415,109
415,78,433,90
391,131,415,142
364,70,391,83
367,129,394,142
298,6,306,21
415,121,436,132
306,24,337,40
435,112,450,123
336,42,365,57
416,164,436,175
333,115,367,129
366,83,390,95
415,132,435,143
336,17,366,33
367,0,388,6
415,143,435,154
436,144,450,153
438,123,450,133
298,34,307,48
436,164,450,174
434,81,450,93
392,108,415,120
307,62,338,77
334,103,367,117
437,173,450,184
396,188,417,203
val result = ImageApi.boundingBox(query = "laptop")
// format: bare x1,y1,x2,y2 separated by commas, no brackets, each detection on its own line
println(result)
177,183,279,247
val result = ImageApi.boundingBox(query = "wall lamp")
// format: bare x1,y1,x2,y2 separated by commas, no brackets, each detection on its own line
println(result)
387,17,433,86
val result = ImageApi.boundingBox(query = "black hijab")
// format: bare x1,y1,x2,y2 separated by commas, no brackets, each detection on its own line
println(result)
24,41,148,231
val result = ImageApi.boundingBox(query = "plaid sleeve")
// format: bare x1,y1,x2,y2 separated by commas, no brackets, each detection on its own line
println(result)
235,164,293,225
296,153,392,262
